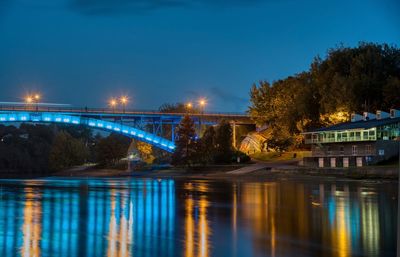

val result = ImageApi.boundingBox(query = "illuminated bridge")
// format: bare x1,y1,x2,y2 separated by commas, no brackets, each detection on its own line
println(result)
0,106,254,152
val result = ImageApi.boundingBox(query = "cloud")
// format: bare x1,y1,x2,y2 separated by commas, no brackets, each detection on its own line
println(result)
69,0,266,15
209,87,248,110
184,87,247,110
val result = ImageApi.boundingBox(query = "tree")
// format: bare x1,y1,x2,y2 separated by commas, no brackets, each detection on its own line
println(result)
266,128,292,153
172,115,197,166
214,120,234,163
196,126,217,165
95,133,131,167
159,103,187,113
49,131,89,171
249,42,400,150
135,140,155,164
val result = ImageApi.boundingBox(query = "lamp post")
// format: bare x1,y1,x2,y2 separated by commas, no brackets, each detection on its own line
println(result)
198,98,206,135
186,102,193,114
25,96,33,110
34,94,40,111
109,98,117,113
120,96,128,113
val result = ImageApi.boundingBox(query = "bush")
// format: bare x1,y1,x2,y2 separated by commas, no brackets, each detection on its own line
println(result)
232,151,251,163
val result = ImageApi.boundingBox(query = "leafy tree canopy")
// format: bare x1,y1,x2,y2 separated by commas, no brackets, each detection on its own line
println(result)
249,42,400,150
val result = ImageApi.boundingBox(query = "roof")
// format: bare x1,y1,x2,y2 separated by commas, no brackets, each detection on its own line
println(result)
308,117,400,133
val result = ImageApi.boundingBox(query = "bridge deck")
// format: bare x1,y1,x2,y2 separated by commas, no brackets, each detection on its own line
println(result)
0,105,254,124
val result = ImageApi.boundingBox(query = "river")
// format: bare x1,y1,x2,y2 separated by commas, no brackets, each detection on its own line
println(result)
0,177,397,257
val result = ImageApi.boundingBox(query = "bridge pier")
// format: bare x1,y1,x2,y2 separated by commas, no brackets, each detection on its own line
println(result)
232,121,237,149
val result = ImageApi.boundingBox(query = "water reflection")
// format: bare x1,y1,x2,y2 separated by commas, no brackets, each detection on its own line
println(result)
183,182,210,257
0,178,396,257
238,181,396,257
21,189,42,257
0,179,176,257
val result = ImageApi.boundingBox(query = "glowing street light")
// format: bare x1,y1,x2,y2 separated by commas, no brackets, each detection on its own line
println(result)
25,96,33,104
25,93,41,111
198,98,207,134
120,96,129,113
186,102,193,113
109,98,117,112
198,98,207,113
34,94,41,111
199,99,206,107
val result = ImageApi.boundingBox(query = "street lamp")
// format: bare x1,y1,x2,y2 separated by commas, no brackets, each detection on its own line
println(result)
120,96,128,113
34,94,40,111
25,96,33,110
198,98,206,113
198,98,207,135
186,102,193,113
109,98,117,113
25,96,33,104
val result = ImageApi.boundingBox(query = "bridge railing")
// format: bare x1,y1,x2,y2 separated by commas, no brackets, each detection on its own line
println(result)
0,105,250,118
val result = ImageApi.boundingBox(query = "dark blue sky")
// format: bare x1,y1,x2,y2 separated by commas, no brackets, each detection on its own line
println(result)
0,0,399,111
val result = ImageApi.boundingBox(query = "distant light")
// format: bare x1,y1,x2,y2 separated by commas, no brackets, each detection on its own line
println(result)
199,98,207,107
120,96,129,104
25,96,33,104
109,98,117,107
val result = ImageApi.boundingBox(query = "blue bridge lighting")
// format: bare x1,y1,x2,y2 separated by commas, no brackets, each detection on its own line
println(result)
0,111,176,152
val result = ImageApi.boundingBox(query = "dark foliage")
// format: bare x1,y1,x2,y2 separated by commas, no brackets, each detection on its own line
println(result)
214,120,234,163
0,124,54,174
249,42,400,150
172,115,197,166
95,133,131,167
49,131,89,171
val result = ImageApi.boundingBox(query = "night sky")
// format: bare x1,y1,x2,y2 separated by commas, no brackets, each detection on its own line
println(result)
0,0,399,112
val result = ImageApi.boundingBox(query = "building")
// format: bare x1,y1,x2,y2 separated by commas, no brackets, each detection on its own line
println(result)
303,109,400,168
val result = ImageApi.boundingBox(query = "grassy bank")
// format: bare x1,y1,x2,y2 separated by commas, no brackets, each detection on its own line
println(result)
250,151,311,162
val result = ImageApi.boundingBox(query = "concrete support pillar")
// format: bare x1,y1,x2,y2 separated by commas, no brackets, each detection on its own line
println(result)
232,121,237,149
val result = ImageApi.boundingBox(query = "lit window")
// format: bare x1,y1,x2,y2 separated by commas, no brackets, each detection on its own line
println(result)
352,145,357,155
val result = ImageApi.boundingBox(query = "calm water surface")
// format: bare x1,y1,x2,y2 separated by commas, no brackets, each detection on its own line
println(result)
0,177,397,257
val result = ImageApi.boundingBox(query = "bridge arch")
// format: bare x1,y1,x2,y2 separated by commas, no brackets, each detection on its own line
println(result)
0,112,176,152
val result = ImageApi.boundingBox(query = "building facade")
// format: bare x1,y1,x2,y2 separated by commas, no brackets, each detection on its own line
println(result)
303,110,400,168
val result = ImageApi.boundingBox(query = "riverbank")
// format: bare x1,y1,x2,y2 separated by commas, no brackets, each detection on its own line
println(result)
47,160,399,182
1,160,398,181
